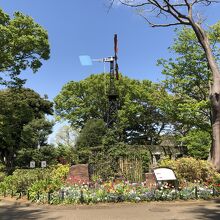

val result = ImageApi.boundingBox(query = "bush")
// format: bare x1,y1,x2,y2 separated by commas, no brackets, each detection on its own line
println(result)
0,168,52,195
0,164,70,197
28,164,70,200
159,157,218,184
0,163,6,182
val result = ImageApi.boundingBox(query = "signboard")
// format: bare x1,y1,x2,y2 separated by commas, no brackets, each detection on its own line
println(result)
41,161,47,168
153,168,176,181
30,161,35,168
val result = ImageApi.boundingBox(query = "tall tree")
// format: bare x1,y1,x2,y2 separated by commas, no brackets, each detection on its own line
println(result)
157,26,220,134
0,9,50,87
0,88,53,173
157,25,220,158
115,0,220,170
54,74,168,144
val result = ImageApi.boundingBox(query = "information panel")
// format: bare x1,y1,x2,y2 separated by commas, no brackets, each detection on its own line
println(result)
153,168,176,181
30,161,35,168
41,161,47,168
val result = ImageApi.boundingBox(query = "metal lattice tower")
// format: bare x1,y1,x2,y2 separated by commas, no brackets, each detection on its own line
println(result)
79,34,119,127
106,34,119,127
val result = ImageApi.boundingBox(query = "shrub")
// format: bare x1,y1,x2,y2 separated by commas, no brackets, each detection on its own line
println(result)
0,164,69,196
0,163,6,182
28,164,70,200
159,157,218,184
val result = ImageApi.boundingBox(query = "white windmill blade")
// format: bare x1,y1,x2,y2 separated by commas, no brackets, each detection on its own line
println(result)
79,55,93,66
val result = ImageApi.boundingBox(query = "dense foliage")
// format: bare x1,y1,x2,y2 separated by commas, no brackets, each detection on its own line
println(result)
159,157,220,184
0,88,53,173
0,165,69,197
157,25,220,159
55,74,168,145
0,8,50,87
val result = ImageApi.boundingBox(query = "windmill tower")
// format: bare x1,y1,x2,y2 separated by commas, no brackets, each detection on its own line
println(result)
106,34,119,127
79,34,119,127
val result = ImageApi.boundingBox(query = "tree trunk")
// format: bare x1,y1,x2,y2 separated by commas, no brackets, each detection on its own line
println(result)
191,22,220,171
4,150,15,175
211,94,220,170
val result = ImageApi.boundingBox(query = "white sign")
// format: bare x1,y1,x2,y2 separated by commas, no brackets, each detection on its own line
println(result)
30,161,35,168
41,161,47,168
153,168,176,181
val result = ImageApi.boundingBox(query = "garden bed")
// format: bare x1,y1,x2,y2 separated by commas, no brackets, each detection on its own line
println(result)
1,181,219,205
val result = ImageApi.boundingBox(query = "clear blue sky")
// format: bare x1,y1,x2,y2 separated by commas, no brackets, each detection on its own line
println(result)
1,0,220,100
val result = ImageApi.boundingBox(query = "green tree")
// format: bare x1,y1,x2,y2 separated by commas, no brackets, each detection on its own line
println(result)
15,146,58,168
0,9,50,87
76,119,106,164
56,145,77,165
76,119,106,148
157,26,220,158
55,74,168,144
158,26,220,130
116,0,220,170
181,129,211,159
0,88,53,173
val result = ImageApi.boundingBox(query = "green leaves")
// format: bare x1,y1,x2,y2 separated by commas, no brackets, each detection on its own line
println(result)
55,74,168,144
157,25,220,157
158,27,216,133
0,88,53,171
0,8,50,87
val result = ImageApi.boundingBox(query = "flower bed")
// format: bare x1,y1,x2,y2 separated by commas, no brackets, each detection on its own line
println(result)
1,163,220,205
26,181,219,204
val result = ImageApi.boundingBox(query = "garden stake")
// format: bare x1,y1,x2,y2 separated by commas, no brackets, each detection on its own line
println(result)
37,191,40,200
4,190,6,197
11,190,13,198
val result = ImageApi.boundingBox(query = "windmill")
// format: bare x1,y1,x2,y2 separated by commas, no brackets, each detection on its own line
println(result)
79,34,119,127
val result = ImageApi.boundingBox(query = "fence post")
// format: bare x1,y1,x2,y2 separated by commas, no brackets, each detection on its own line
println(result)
213,186,215,197
195,186,198,199
80,190,84,203
48,192,51,204
27,190,30,200
61,190,64,201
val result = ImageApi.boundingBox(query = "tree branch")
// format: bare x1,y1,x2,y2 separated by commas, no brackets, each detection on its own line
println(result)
140,14,184,27
118,0,151,7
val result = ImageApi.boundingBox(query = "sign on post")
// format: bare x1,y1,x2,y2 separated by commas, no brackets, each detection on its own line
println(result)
30,161,35,168
41,161,47,168
153,168,177,181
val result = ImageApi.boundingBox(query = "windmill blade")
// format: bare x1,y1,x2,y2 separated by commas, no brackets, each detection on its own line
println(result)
79,55,93,66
